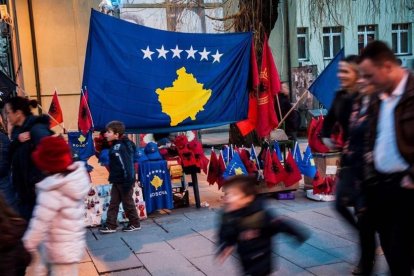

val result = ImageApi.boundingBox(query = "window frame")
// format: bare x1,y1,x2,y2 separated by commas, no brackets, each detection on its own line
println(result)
392,23,412,56
297,27,309,61
322,26,343,60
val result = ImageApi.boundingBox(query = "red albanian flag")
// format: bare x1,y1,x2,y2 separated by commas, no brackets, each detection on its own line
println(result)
48,91,63,128
236,40,260,136
78,89,93,134
256,35,280,138
283,150,302,187
217,152,226,190
207,149,219,185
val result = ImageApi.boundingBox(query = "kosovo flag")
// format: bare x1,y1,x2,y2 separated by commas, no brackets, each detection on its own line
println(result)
223,152,248,179
83,10,252,133
300,146,317,178
273,141,283,161
68,131,95,161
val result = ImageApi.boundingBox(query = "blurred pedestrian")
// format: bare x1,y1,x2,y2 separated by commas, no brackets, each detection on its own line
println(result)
99,121,140,233
322,55,361,229
23,136,90,276
5,97,53,221
0,115,17,210
0,194,31,276
359,40,414,276
216,175,309,275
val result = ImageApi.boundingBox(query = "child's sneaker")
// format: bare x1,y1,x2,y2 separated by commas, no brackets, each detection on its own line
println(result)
99,226,117,234
122,224,141,232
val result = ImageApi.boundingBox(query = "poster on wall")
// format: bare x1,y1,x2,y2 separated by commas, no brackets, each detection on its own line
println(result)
291,65,318,128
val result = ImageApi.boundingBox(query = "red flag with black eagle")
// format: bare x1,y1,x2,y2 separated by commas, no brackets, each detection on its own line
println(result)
48,90,63,128
217,152,226,190
236,40,260,136
207,149,219,185
78,89,93,134
283,150,302,187
255,35,281,138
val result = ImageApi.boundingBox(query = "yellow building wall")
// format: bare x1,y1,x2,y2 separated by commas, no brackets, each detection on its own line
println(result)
14,0,100,132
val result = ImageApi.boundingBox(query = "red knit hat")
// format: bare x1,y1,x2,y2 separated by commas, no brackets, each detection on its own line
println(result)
32,136,73,173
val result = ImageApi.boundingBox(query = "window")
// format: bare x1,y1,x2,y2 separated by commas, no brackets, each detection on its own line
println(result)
358,25,377,54
323,27,342,59
392,23,411,55
297,27,308,60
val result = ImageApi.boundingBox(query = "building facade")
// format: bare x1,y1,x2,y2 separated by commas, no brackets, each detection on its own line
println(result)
295,1,414,71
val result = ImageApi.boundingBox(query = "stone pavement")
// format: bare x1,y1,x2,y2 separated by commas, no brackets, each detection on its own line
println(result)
79,186,389,275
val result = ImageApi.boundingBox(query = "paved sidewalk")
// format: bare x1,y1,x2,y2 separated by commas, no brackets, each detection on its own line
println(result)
80,186,388,276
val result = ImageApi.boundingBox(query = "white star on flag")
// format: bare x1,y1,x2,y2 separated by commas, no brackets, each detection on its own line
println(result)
212,50,223,63
156,45,169,59
171,45,183,59
186,46,198,59
199,47,210,61
141,46,154,60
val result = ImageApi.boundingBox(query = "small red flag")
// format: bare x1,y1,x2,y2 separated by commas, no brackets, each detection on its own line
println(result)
308,116,330,153
256,35,280,138
217,153,226,190
264,149,287,188
78,89,93,134
207,149,219,185
48,91,63,128
283,150,302,187
236,40,260,136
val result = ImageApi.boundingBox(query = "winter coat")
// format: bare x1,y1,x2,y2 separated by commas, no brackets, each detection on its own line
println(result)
365,71,414,181
108,137,136,188
23,161,91,264
9,115,53,219
0,131,16,208
218,197,308,276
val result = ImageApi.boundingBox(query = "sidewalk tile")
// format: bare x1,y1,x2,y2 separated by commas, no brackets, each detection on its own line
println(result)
122,233,173,253
305,229,356,250
306,262,354,275
79,262,98,276
166,234,216,258
276,242,341,268
102,267,151,276
88,244,143,273
271,255,314,275
325,245,359,264
136,250,204,276
80,248,92,263
189,254,241,276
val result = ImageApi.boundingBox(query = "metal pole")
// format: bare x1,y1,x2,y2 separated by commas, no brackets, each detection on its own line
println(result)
191,172,201,208
27,0,42,111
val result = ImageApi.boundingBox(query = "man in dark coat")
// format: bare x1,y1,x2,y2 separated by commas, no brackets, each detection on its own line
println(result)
359,40,414,276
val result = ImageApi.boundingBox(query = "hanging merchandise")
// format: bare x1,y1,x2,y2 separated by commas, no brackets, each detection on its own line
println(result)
139,160,174,214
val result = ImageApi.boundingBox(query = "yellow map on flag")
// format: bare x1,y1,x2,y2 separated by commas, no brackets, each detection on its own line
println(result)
156,67,212,126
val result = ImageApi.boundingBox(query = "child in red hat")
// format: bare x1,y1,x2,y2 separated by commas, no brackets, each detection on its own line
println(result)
23,136,91,275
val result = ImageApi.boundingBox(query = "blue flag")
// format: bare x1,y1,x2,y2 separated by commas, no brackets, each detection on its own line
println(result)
223,152,248,179
293,142,303,166
300,146,317,178
273,141,283,161
68,131,95,161
308,48,344,109
83,10,252,133
250,145,260,170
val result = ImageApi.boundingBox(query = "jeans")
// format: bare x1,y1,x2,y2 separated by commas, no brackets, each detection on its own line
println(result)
106,184,140,229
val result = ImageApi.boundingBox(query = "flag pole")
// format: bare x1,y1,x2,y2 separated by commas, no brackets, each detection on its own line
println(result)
276,90,309,129
37,104,66,132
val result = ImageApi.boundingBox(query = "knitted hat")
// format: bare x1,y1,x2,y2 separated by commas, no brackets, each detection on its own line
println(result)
32,136,73,173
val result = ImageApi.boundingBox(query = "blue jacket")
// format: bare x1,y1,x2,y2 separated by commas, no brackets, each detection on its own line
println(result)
108,137,136,187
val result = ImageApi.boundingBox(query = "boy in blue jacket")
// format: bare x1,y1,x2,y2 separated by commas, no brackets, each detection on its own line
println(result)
99,121,140,233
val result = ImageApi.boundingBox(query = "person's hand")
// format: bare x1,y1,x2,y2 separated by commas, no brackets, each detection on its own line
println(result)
401,175,414,189
18,131,30,142
322,137,335,150
216,246,234,265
